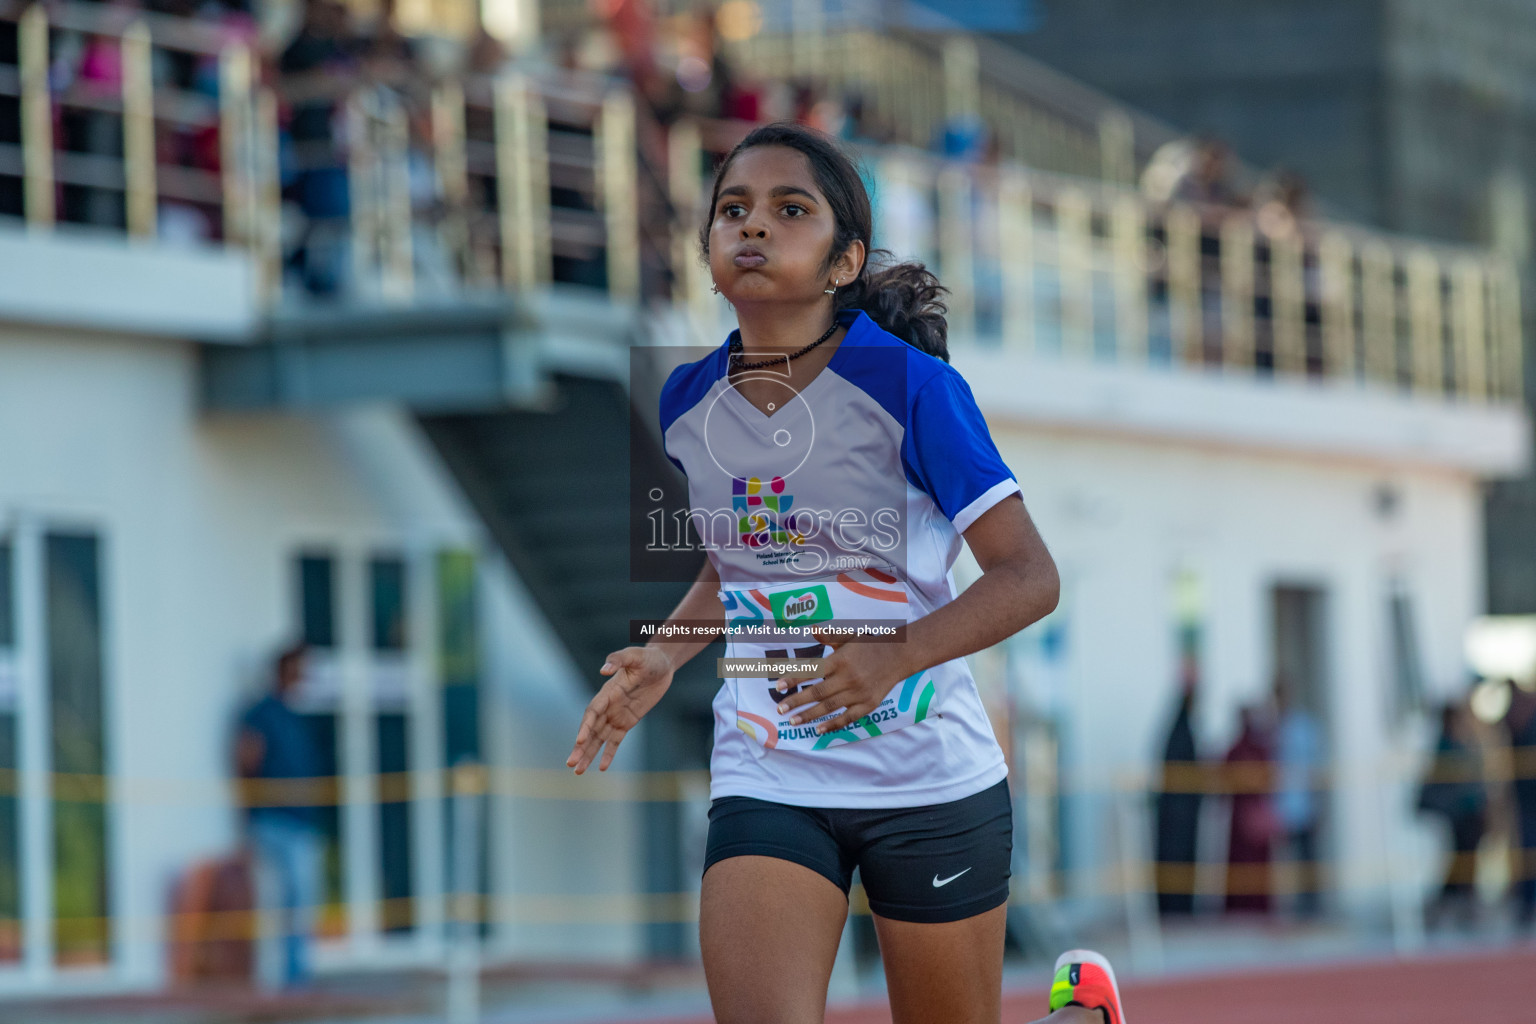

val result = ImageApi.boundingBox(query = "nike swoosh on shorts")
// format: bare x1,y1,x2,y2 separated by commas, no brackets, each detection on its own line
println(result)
932,867,971,887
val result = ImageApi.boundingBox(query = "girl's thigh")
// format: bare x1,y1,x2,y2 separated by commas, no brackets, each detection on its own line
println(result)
873,904,1008,1024
700,855,849,1024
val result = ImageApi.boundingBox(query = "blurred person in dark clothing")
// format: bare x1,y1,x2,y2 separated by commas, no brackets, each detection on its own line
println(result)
1224,704,1276,914
1504,679,1536,928
1154,658,1202,916
1419,700,1487,930
235,643,324,988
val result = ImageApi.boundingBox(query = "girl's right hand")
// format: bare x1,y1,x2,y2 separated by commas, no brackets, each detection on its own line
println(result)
566,646,675,774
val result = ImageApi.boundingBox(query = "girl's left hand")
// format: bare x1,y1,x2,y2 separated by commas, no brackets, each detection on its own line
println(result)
772,629,912,735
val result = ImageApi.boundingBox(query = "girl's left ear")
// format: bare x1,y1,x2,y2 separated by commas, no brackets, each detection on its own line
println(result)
838,240,867,279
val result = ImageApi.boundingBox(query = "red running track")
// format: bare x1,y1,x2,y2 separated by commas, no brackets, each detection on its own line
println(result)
631,947,1536,1024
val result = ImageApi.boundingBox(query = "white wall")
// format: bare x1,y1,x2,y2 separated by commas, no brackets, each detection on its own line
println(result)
0,324,643,992
0,226,255,342
959,363,1492,920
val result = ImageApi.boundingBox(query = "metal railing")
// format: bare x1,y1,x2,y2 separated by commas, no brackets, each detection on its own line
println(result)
724,30,1140,182
0,0,253,227
0,742,1532,985
832,152,1524,402
0,3,1522,404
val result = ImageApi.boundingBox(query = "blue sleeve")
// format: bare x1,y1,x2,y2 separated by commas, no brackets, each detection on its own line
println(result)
658,367,688,476
901,368,1021,533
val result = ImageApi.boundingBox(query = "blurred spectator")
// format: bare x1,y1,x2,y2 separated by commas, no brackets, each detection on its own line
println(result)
1154,658,1203,916
279,0,359,295
1254,168,1311,239
65,1,143,229
1504,679,1536,929
0,18,17,217
1273,674,1324,917
841,91,893,146
1224,704,1276,914
406,100,458,293
719,66,765,123
466,25,510,77
1173,137,1242,207
1144,136,1243,209
235,643,324,988
1418,699,1488,931
936,111,988,163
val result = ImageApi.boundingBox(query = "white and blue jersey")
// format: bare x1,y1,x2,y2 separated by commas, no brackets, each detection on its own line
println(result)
659,309,1021,808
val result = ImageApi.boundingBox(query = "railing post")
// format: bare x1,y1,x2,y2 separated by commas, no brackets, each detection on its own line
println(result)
1219,215,1255,370
1098,110,1135,188
1271,231,1306,375
667,119,711,329
938,165,975,341
1319,232,1356,380
1111,194,1147,362
384,98,414,299
1361,243,1396,388
597,89,640,304
1452,259,1487,401
19,5,54,229
433,81,471,283
495,73,550,292
347,94,377,295
943,35,980,128
1166,205,1202,366
122,20,157,238
1406,250,1443,394
998,168,1034,354
1056,186,1094,358
1495,258,1524,402
218,45,254,248
254,88,282,303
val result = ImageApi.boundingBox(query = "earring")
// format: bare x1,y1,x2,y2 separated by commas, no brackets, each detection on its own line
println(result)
711,283,720,294
824,278,839,295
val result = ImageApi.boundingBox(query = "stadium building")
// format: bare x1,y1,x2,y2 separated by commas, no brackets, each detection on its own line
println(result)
0,0,1525,997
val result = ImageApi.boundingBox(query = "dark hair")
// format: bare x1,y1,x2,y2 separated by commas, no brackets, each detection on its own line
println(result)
274,642,307,681
698,121,950,362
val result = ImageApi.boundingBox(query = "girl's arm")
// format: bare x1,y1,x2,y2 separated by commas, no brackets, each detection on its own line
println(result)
775,493,1058,733
567,554,724,773
898,492,1059,676
641,554,725,673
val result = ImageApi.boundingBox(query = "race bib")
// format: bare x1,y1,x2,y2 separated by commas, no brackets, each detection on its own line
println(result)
718,570,942,752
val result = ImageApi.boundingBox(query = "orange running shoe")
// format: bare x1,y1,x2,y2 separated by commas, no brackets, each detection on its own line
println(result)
1047,949,1126,1024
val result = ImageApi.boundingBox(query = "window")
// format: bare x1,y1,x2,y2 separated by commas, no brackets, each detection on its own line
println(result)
294,553,343,933
0,539,16,962
46,532,109,965
1388,584,1425,723
437,551,479,764
371,555,412,933
376,714,413,933
370,558,408,654
0,541,12,650
436,550,484,931
299,555,336,650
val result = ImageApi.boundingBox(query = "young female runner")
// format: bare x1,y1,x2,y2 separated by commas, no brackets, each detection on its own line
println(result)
567,121,1127,1024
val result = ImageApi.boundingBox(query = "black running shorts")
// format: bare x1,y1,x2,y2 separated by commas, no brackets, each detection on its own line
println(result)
702,778,1012,924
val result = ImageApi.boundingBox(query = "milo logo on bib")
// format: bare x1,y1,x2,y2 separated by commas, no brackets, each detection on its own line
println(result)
769,585,833,628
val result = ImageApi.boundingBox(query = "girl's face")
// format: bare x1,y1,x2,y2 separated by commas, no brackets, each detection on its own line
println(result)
707,145,862,307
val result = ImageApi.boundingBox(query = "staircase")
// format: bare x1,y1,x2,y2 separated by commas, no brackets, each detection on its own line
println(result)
416,373,723,711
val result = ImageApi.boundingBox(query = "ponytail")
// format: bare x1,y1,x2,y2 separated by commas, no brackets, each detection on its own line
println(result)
701,121,952,363
835,253,950,363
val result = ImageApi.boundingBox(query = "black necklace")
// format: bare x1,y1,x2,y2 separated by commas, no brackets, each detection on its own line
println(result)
729,319,839,373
